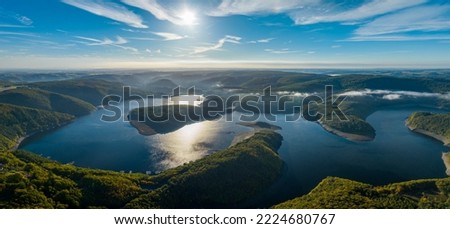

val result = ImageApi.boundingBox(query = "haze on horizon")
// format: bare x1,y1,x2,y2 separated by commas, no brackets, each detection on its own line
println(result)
1,0,450,69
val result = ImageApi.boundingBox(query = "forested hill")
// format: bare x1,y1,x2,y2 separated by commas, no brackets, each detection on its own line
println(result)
30,79,132,106
273,177,450,209
0,131,283,208
0,104,74,151
0,88,95,117
407,112,450,145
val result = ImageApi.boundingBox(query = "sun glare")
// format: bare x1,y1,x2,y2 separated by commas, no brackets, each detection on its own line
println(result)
180,9,197,26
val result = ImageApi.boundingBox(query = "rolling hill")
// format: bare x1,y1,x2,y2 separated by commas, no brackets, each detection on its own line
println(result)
30,79,136,106
0,88,95,117
273,177,450,209
0,104,74,151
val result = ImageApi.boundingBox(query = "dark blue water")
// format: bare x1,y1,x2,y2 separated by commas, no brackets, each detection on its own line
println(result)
21,107,449,202
257,109,449,206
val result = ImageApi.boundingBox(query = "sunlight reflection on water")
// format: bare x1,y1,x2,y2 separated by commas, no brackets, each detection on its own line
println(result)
145,114,249,170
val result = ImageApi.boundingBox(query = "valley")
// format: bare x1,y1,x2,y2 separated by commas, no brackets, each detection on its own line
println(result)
0,70,449,209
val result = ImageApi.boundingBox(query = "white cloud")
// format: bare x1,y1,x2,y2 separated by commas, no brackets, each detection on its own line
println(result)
355,5,450,36
152,32,186,41
209,0,450,42
15,15,33,26
383,94,402,100
0,9,33,27
0,24,32,28
62,0,147,28
210,0,426,25
193,35,241,54
277,91,314,97
75,36,138,52
290,0,426,25
209,0,314,16
346,35,450,42
121,0,197,26
265,48,298,54
248,38,274,43
331,45,342,48
0,31,39,37
340,89,450,100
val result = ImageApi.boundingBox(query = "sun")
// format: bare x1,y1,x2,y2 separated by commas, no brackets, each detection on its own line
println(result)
179,9,197,26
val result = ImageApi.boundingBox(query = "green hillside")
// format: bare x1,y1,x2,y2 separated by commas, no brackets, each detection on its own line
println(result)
0,104,74,151
0,88,95,117
0,131,283,209
407,112,450,141
31,79,131,106
276,75,450,93
126,131,284,208
273,177,450,209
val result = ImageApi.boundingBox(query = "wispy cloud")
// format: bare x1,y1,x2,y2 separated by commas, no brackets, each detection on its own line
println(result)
121,0,197,26
152,32,186,41
127,37,157,41
193,35,241,54
0,24,32,28
0,31,39,37
0,8,33,27
264,48,298,54
248,38,274,43
75,36,138,52
146,49,161,54
346,35,450,42
210,0,426,25
209,0,311,16
62,0,147,28
15,15,33,26
354,5,450,36
290,0,426,25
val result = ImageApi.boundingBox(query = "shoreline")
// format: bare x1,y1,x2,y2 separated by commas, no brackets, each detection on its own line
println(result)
230,130,257,147
236,121,282,131
231,121,283,146
9,120,74,152
442,153,450,176
318,121,375,142
11,136,27,151
130,120,157,136
406,125,450,147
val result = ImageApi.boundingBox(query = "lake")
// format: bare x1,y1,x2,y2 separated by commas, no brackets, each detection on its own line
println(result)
21,104,449,206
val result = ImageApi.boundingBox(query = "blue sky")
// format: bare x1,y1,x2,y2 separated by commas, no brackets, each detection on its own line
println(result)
0,0,450,69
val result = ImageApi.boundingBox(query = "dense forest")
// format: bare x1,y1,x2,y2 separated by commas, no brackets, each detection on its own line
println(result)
0,104,74,151
407,112,450,142
273,177,450,209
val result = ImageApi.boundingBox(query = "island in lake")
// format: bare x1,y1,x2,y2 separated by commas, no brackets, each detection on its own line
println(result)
237,121,282,130
319,115,376,142
128,105,203,136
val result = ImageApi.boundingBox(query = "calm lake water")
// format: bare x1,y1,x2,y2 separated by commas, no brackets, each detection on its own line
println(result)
21,104,449,206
